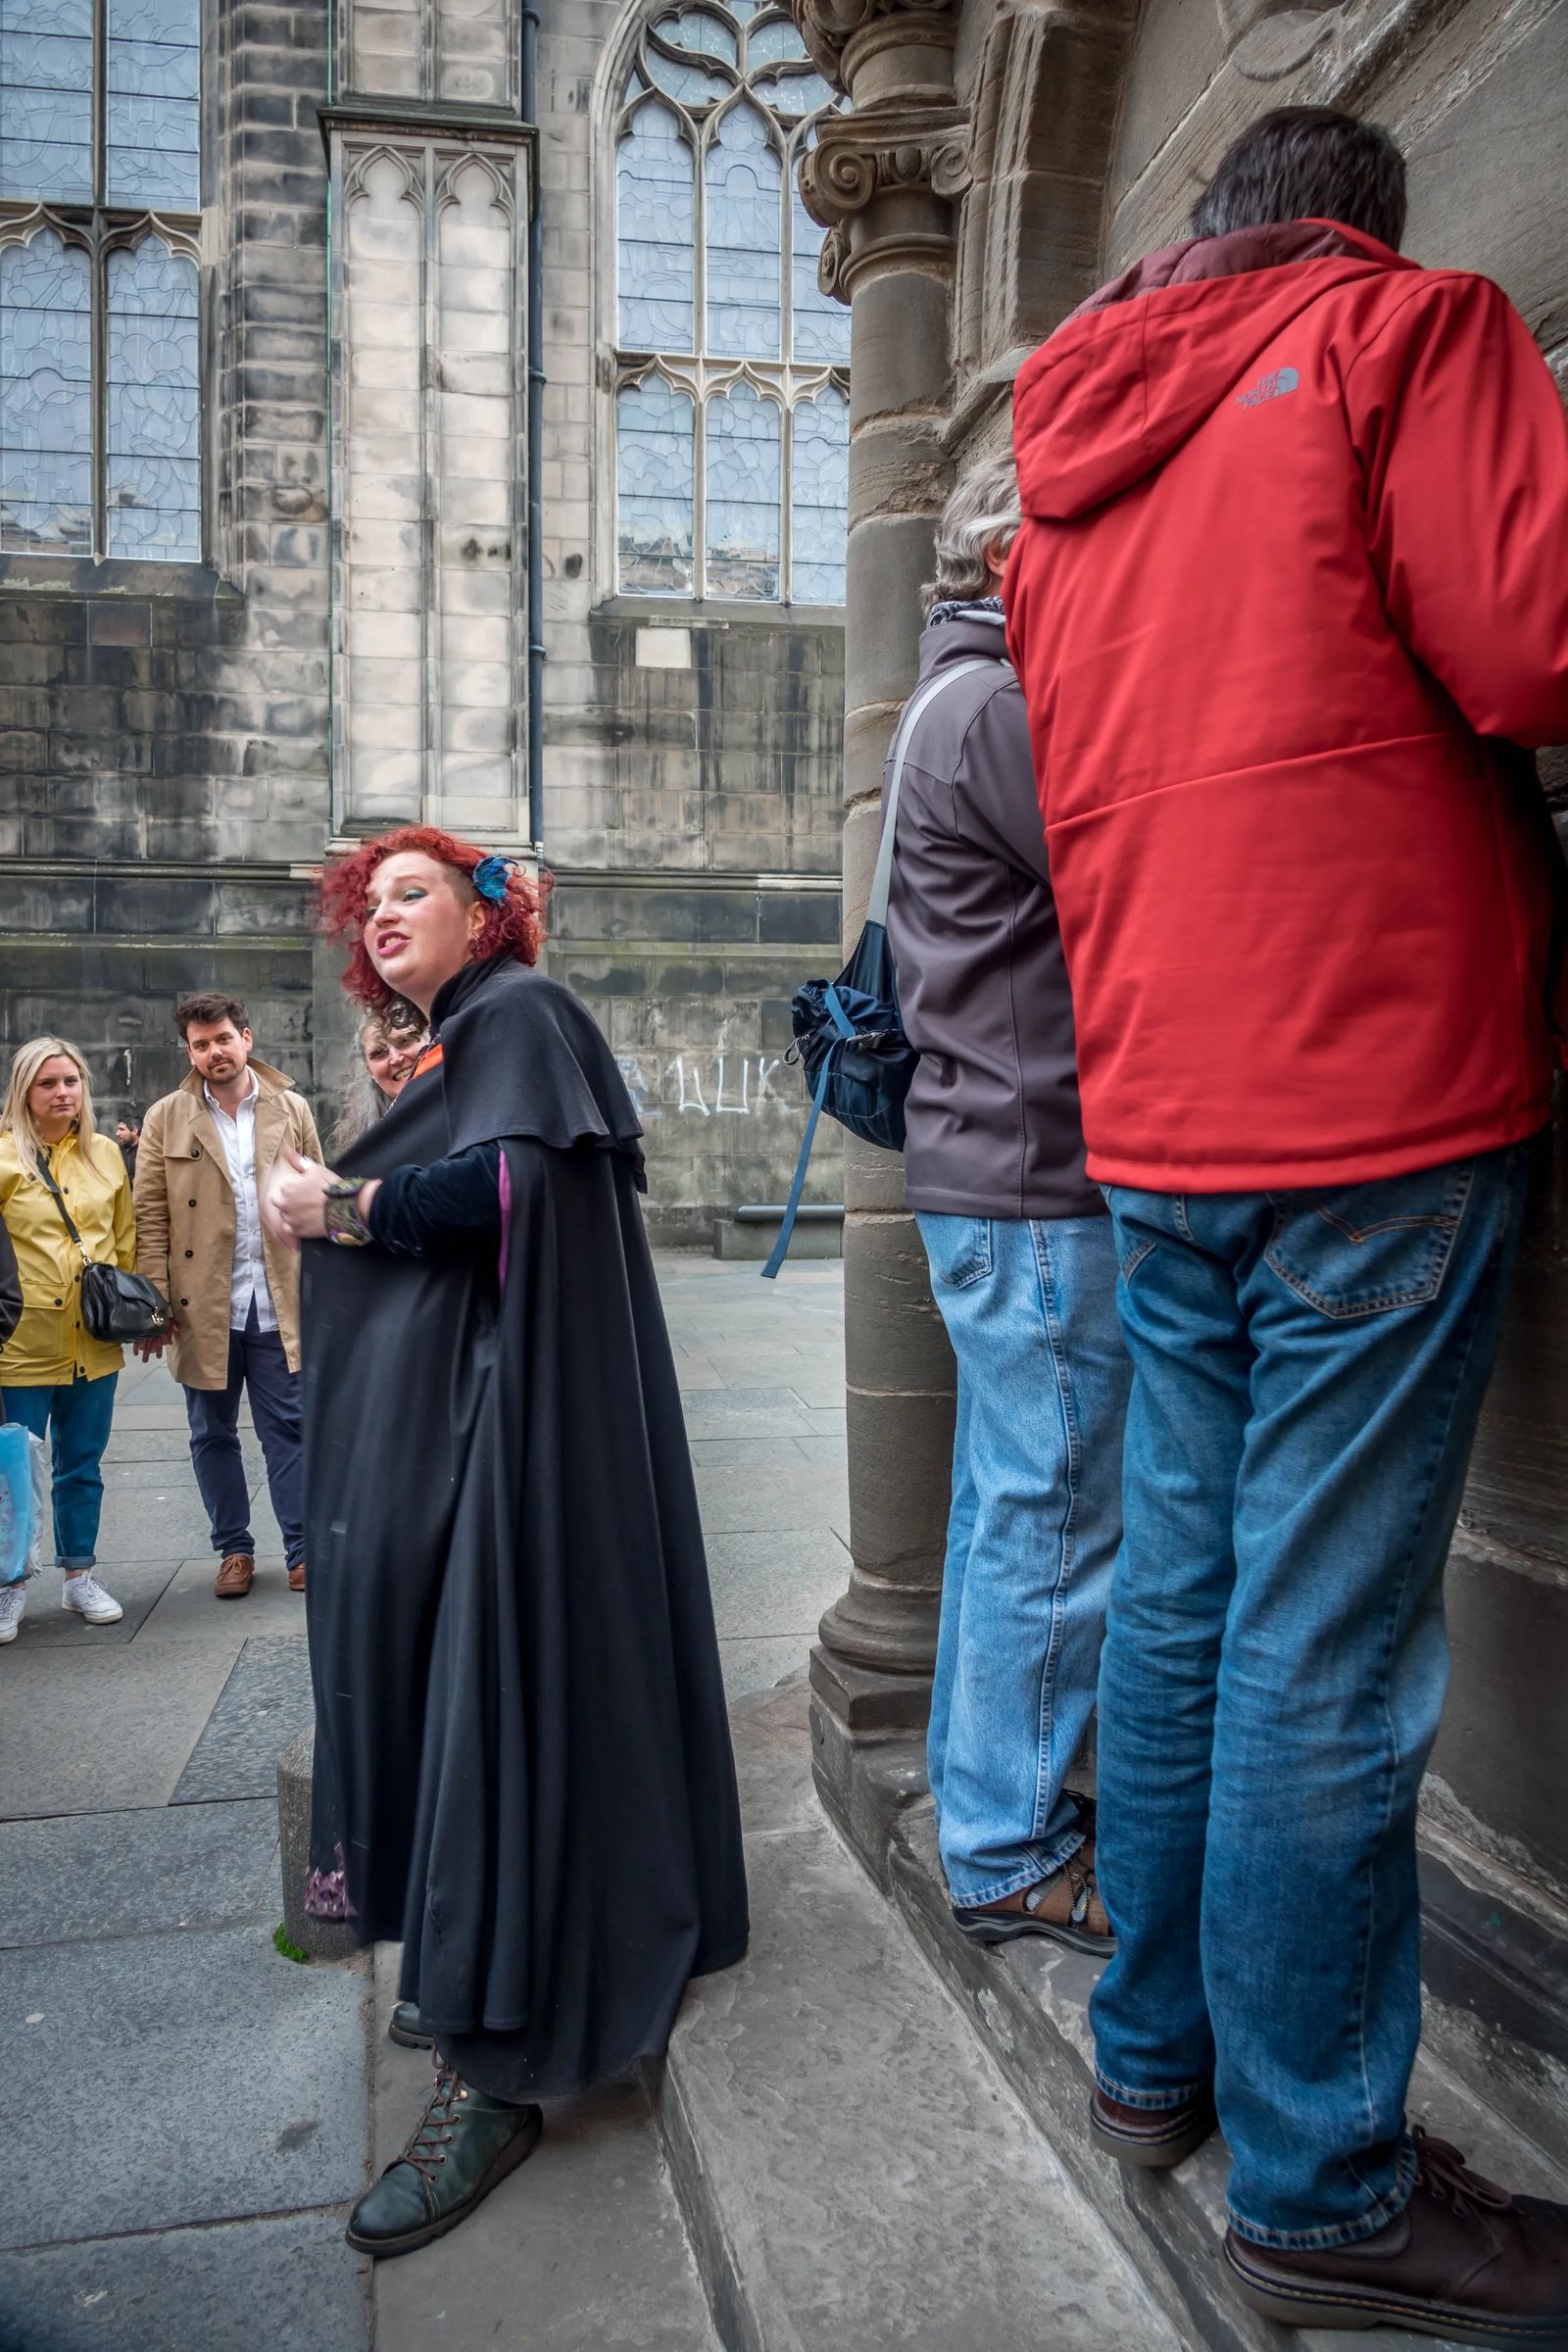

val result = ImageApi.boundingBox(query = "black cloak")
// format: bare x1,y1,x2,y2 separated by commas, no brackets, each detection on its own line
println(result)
301,956,749,2101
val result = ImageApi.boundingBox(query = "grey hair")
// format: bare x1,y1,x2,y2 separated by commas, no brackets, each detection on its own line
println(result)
326,1002,426,1155
923,457,1023,613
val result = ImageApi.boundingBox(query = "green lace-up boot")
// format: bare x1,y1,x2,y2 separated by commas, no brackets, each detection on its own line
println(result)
346,2059,543,2258
388,2000,432,2050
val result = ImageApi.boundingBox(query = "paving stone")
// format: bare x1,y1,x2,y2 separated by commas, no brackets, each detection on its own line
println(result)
692,1457,849,1536
678,1386,813,1440
704,1525,851,1641
0,1799,278,1949
138,1556,304,1643
653,1704,1183,2352
0,2213,368,2352
727,1677,821,1836
86,1490,214,1561
687,1436,817,1469
4,1557,178,1647
0,1642,241,1820
172,1635,314,1803
368,1949,718,2352
0,1923,368,2250
101,1429,207,1466
717,1633,814,1702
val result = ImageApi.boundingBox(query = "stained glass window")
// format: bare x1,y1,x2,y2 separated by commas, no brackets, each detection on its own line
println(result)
612,0,848,603
107,237,198,557
107,0,202,210
0,0,200,561
790,385,848,604
707,382,780,597
0,232,91,553
705,105,780,359
617,373,695,594
618,105,695,351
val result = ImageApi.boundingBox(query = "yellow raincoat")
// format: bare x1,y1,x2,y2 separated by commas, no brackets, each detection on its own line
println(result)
0,1129,136,1386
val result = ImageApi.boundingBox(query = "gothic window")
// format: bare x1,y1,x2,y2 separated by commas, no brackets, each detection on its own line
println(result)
613,2,849,604
0,0,201,561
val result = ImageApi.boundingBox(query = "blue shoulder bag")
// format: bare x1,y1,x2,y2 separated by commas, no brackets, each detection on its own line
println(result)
763,656,1002,1279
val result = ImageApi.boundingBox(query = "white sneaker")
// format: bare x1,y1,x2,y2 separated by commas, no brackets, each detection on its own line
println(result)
0,1584,24,1642
62,1572,123,1626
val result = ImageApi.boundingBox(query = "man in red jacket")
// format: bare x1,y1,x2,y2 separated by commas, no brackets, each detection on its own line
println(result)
1006,106,1568,2341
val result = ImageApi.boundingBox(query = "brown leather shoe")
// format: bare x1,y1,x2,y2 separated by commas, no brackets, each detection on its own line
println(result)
1090,2082,1218,2171
955,1840,1114,1954
214,1552,255,1598
288,1560,306,1593
1224,2128,1568,2347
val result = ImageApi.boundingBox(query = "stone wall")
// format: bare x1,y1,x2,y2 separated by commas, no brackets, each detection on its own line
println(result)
0,0,845,1234
0,0,333,1116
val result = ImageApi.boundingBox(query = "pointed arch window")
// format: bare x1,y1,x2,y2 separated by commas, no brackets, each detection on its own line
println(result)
0,0,202,561
612,3,848,604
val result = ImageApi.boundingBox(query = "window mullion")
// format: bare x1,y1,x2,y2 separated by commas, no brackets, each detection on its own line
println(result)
93,0,108,557
694,124,709,601
694,360,707,603
780,378,791,605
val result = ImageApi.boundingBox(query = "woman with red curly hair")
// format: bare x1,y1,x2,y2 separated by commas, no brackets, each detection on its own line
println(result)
262,827,747,2259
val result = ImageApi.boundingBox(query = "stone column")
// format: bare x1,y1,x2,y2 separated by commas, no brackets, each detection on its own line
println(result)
795,0,970,1845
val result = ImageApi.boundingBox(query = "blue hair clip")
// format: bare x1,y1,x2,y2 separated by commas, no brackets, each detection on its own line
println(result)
471,854,514,905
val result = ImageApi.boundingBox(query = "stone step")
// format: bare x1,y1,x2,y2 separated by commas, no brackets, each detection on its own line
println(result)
884,1785,1568,2352
368,1946,720,2352
647,1682,1190,2352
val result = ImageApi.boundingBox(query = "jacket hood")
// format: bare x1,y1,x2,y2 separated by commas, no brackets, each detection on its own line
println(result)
1013,220,1415,522
917,607,1011,680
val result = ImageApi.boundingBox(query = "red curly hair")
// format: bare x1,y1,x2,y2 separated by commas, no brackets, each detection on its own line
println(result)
318,825,550,1012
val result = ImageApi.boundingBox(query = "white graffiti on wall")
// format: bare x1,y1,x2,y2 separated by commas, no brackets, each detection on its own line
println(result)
615,1053,789,1118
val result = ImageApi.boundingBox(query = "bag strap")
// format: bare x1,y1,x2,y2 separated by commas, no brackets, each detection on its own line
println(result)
35,1152,87,1259
866,654,1010,929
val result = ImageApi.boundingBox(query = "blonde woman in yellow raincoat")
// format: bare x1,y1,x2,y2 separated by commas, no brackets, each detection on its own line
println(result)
0,1037,135,1642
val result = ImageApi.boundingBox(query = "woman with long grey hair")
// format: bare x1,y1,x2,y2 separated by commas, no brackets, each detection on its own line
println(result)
888,453,1130,1963
328,1001,429,1156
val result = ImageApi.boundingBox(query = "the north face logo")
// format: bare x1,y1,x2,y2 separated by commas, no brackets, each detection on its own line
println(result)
1236,366,1300,408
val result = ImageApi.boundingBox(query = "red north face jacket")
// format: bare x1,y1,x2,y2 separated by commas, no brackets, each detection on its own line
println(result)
1004,220,1568,1192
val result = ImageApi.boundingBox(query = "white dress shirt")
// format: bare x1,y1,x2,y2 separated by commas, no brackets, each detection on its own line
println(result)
204,1072,276,1334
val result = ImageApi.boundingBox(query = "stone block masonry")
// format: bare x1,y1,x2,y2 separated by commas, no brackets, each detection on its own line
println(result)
0,0,846,1228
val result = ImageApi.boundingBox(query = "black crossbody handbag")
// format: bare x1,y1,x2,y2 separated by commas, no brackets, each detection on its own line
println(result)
38,1155,172,1345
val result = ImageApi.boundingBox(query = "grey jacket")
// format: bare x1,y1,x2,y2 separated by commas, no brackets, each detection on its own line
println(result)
883,609,1102,1221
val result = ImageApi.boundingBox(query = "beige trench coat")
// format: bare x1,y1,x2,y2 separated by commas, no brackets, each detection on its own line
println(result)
133,1059,321,1390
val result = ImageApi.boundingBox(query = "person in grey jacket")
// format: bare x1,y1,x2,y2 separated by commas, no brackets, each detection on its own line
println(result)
885,456,1130,1951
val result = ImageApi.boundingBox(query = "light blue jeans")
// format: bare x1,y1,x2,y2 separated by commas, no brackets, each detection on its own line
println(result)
2,1372,119,1570
1091,1145,1530,2250
917,1212,1128,1910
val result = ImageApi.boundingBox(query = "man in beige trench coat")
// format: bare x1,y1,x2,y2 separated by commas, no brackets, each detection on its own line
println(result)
134,993,321,1598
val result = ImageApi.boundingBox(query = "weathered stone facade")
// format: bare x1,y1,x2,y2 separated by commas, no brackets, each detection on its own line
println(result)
0,0,845,1236
802,0,1568,2137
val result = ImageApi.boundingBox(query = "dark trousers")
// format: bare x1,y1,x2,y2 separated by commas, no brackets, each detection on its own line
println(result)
184,1300,304,1571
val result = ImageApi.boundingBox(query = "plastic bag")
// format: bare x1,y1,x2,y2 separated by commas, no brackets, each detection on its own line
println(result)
0,1424,48,1585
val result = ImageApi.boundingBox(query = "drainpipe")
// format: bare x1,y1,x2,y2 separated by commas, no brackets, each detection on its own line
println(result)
521,0,546,855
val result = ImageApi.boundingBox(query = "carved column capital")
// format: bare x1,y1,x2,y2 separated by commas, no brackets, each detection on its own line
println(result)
793,0,958,94
799,106,970,298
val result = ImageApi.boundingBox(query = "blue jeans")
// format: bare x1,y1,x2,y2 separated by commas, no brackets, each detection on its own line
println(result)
1091,1145,1530,2250
917,1212,1129,1908
184,1301,305,1571
1,1372,119,1569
